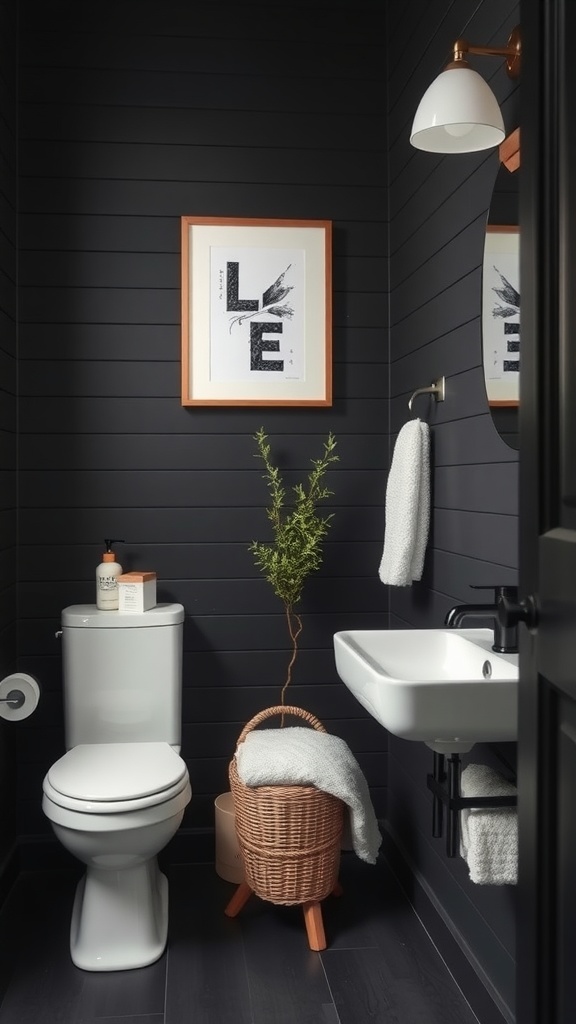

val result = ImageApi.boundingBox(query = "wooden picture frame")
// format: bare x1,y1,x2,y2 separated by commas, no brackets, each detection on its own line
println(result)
482,225,520,406
181,216,332,406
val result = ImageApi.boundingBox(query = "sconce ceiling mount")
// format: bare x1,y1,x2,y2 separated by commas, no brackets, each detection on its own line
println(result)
410,25,521,154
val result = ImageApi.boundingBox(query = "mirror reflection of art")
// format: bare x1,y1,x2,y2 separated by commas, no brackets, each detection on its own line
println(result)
482,226,520,404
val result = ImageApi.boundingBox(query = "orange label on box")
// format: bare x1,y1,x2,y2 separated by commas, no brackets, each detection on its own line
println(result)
117,572,157,583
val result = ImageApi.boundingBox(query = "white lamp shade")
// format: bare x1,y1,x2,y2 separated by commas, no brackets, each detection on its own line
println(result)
410,66,505,153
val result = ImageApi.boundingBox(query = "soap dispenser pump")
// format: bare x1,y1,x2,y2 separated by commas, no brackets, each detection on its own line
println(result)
96,538,125,610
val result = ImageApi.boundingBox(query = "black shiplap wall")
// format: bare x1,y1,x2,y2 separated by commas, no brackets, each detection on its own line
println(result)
0,0,18,882
16,2,389,840
11,2,523,1019
387,2,519,1022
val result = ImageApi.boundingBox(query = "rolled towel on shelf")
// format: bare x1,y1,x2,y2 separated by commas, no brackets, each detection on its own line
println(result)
460,763,517,885
235,726,382,865
379,418,430,587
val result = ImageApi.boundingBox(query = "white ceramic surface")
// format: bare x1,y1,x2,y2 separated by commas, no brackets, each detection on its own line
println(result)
43,604,191,971
333,627,518,749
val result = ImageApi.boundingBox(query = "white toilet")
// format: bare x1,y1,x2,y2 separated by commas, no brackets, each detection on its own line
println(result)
42,603,192,972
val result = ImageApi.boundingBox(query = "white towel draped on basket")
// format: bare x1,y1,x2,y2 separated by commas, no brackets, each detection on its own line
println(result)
235,727,382,864
460,763,518,885
379,418,430,587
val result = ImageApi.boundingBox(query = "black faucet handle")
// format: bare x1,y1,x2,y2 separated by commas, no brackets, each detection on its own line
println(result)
497,592,539,632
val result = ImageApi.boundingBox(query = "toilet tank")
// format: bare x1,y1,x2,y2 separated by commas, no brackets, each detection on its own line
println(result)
61,603,185,748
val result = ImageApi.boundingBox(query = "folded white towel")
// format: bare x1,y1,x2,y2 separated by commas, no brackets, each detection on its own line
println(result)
379,418,430,587
460,764,517,885
235,727,382,864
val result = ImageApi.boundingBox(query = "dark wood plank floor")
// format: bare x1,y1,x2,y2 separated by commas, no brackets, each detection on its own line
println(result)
0,854,480,1023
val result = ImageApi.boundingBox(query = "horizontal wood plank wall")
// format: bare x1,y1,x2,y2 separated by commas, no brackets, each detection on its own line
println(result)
0,0,18,891
16,2,389,838
387,2,519,1022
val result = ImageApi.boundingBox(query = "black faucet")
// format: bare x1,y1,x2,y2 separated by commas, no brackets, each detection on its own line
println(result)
445,585,519,654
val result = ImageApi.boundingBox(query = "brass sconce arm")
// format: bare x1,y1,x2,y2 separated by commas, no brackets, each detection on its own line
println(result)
448,26,521,78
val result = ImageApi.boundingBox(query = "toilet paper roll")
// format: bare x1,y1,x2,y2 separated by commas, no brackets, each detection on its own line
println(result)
0,673,40,721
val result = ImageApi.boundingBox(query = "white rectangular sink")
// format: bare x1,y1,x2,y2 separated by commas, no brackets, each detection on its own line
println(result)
333,628,518,752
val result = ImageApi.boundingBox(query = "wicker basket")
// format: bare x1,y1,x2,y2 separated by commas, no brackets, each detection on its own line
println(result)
229,706,344,906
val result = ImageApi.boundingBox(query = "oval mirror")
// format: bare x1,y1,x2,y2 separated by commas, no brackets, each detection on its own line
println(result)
482,154,520,450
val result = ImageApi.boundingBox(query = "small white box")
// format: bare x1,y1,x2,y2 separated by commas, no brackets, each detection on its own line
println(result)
117,572,157,613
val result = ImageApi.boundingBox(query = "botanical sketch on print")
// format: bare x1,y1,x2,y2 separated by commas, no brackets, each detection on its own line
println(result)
209,247,306,383
482,229,520,402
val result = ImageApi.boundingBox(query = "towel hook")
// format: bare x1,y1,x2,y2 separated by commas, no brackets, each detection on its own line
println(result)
408,376,445,413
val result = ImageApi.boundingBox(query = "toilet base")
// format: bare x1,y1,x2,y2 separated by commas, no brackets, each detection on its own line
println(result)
70,857,168,971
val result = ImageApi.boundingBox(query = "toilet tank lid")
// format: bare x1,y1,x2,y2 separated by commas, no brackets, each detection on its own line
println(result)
62,603,184,628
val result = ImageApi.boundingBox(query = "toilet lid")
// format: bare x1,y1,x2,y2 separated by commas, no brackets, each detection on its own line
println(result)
47,742,187,802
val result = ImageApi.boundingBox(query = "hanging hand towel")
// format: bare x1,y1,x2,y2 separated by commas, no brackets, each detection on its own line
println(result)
379,418,430,586
460,763,517,885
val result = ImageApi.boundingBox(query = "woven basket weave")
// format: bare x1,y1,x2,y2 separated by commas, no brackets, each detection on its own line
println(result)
229,706,344,906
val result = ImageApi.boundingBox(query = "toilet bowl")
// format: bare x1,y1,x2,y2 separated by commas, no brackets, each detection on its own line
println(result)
42,740,191,971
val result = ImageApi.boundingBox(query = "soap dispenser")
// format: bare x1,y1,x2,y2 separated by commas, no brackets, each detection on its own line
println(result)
96,538,124,610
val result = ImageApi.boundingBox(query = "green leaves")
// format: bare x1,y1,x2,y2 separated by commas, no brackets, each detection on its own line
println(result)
249,428,338,705
250,428,338,609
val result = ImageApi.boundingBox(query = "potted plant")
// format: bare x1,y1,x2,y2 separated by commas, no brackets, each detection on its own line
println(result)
250,427,339,706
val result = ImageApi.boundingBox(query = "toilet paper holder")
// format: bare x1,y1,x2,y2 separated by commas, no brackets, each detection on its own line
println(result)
0,690,26,708
0,673,41,721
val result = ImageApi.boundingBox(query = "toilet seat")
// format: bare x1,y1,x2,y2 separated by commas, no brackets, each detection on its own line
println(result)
44,741,189,814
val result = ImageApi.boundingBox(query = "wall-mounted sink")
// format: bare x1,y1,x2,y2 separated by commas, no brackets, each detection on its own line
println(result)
333,628,518,753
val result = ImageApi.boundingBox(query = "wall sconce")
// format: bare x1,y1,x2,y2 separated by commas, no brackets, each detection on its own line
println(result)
410,26,521,154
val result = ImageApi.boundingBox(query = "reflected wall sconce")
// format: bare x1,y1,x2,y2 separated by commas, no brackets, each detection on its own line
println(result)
410,25,521,154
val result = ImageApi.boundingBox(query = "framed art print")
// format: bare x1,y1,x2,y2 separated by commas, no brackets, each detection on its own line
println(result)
181,216,332,406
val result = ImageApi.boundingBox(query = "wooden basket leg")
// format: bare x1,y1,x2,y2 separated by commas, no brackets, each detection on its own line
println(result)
224,881,253,918
302,901,326,951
